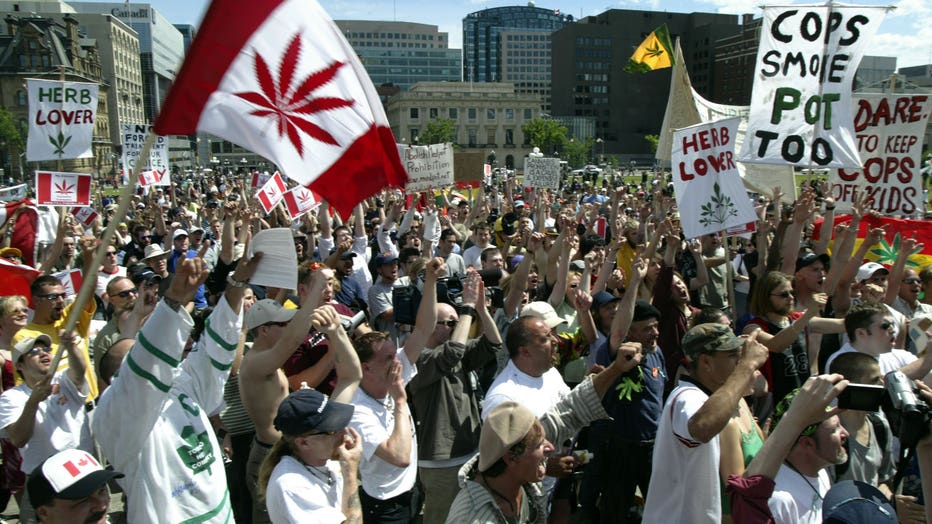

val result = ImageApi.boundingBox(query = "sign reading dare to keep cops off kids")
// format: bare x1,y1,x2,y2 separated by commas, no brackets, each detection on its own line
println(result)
27,79,98,162
673,118,757,239
740,6,885,169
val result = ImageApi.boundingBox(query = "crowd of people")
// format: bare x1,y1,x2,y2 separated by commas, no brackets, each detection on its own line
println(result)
0,168,931,523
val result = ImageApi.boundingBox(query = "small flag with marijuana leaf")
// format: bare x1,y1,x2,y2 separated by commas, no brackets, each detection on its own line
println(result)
625,24,674,73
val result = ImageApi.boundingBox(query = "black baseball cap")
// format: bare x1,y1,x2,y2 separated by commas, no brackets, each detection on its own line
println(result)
274,388,354,436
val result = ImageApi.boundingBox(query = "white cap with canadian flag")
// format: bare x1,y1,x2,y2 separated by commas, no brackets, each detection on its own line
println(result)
27,449,124,507
153,0,407,215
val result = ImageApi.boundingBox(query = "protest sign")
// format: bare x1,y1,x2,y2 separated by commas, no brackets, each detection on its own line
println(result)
524,157,561,190
672,118,757,239
453,151,485,183
137,170,164,187
256,171,287,214
35,171,92,206
27,80,98,161
251,171,272,188
52,268,83,298
71,206,98,227
282,186,321,219
828,94,931,215
122,124,170,186
0,184,28,202
740,6,885,169
398,143,454,192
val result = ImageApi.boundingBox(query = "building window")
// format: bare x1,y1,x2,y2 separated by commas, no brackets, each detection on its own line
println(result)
487,109,496,120
505,129,514,145
505,109,514,120
410,129,419,143
486,129,496,145
449,108,458,119
523,109,532,120
429,108,438,119
468,108,477,121
16,90,26,106
410,108,419,119
468,129,477,147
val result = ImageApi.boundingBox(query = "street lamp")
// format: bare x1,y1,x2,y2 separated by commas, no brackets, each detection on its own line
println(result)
596,138,604,163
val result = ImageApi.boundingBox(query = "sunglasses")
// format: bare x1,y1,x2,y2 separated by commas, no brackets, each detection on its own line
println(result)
437,319,458,328
876,321,894,331
904,278,922,285
263,321,289,328
306,430,337,437
105,251,118,256
24,345,51,358
115,288,138,298
38,292,67,301
771,291,794,298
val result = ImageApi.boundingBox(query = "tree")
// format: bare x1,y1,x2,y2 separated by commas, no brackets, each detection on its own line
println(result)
564,137,594,168
0,108,24,179
644,134,659,154
418,118,456,145
522,118,568,157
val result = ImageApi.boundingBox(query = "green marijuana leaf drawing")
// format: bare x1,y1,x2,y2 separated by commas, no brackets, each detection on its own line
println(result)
645,43,664,59
176,426,216,475
699,182,739,229
869,232,920,268
48,131,71,158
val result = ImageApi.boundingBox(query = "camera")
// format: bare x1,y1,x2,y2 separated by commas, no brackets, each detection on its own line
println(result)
392,271,504,325
881,371,932,450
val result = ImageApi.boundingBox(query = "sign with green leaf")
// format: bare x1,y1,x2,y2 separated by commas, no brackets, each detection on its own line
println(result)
27,79,98,162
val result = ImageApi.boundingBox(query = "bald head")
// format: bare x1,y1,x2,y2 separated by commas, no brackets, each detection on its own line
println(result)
427,303,460,347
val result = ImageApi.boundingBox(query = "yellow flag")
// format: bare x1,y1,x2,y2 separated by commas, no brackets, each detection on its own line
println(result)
625,24,674,73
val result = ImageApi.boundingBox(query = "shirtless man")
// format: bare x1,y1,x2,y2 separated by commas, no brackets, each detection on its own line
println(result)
239,267,362,524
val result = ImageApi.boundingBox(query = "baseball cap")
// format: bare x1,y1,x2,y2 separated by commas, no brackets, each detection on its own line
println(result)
245,299,297,331
375,253,398,266
12,334,52,363
0,247,23,259
795,250,830,273
172,229,189,240
478,401,537,472
27,449,123,508
591,291,620,311
822,480,897,523
189,227,205,235
514,200,526,208
569,259,586,271
856,262,888,282
770,387,821,437
520,301,567,329
274,388,354,436
682,323,743,362
129,268,161,287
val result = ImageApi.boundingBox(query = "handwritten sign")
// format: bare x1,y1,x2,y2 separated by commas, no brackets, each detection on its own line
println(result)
740,6,885,169
829,94,931,215
122,124,170,186
524,157,561,190
398,143,454,192
27,79,98,161
673,118,757,239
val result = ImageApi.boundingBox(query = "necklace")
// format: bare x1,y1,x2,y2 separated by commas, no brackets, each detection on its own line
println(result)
304,463,333,487
784,461,823,506
479,474,519,518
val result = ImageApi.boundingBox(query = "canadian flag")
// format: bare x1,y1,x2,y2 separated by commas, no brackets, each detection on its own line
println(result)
52,268,83,298
251,171,272,188
35,171,91,206
153,168,171,187
152,0,407,215
0,200,58,267
256,171,287,214
0,258,41,306
282,185,321,219
138,170,162,186
71,206,98,227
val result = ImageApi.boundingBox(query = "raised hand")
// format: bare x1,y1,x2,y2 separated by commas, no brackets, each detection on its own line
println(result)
612,342,643,374
461,271,481,307
166,256,210,304
311,305,341,335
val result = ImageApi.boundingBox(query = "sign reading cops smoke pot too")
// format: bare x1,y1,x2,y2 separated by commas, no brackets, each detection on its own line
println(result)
27,79,98,162
739,6,886,169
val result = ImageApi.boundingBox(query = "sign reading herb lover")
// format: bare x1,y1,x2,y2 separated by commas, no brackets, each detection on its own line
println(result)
26,79,98,162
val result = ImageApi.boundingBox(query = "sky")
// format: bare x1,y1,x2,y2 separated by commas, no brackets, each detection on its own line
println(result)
150,0,930,71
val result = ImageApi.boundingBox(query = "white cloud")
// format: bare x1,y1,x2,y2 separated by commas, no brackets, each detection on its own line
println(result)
868,29,932,68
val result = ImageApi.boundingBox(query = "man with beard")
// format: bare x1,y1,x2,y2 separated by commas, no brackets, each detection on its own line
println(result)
15,273,98,398
27,449,123,524
767,389,849,524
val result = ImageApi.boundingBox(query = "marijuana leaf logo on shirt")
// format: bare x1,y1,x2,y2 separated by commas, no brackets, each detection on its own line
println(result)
235,33,355,157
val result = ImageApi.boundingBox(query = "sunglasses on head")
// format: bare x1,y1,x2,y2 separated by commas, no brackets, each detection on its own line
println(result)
116,288,138,298
437,319,458,328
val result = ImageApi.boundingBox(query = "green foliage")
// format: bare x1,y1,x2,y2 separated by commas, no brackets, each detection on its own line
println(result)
0,108,24,151
564,138,594,168
522,118,568,156
645,134,659,154
699,182,738,228
419,118,456,145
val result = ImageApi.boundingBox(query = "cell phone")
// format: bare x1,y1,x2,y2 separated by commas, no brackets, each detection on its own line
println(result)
837,383,885,411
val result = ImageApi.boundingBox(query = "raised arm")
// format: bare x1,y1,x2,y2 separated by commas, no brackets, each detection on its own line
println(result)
311,305,361,404
610,257,646,351
402,257,444,363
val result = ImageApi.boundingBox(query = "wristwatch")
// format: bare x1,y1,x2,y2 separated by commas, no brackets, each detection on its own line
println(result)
458,305,479,320
227,274,249,288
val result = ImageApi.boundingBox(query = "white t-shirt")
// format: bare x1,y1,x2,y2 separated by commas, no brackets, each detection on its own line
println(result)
96,266,126,299
349,347,418,500
265,456,345,523
825,342,917,375
643,381,721,524
769,465,831,524
482,360,571,419
463,245,486,269
0,371,91,472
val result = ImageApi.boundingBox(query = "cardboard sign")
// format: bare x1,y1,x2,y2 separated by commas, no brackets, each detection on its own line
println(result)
251,171,272,188
524,157,561,190
453,151,485,182
71,206,98,227
829,94,931,215
51,268,83,298
398,143,454,192
27,80,98,161
122,124,170,186
35,171,92,206
740,6,885,169
672,118,757,239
